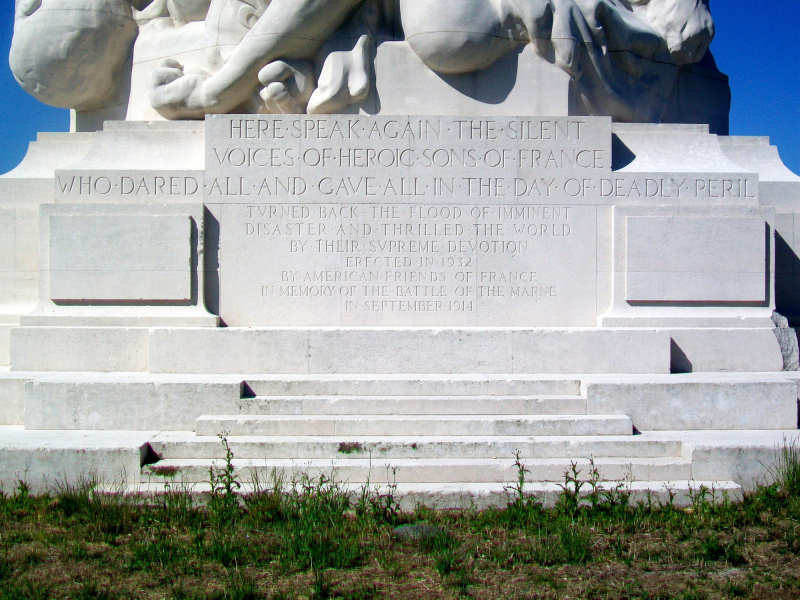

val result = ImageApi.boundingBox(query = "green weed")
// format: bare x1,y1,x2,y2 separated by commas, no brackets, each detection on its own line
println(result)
160,481,198,528
53,477,139,539
766,437,800,496
782,525,800,555
4,447,800,598
2,482,40,518
355,467,400,526
555,462,585,515
275,472,363,573
412,527,473,593
244,468,286,527
308,569,379,599
208,434,242,526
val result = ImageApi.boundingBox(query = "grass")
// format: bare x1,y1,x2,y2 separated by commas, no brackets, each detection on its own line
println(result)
0,440,799,598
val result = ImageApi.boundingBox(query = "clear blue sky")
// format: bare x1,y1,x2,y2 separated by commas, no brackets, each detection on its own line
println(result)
0,1,797,175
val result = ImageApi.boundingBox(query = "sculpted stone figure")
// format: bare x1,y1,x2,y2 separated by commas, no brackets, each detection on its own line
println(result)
10,0,140,110
9,0,717,122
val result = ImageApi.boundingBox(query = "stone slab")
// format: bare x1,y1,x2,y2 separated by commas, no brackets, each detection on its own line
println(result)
602,205,775,329
243,375,583,397
0,427,153,494
20,312,220,328
206,115,612,206
774,211,800,322
21,202,216,331
148,328,671,375
195,414,633,438
128,480,742,510
207,114,612,327
585,377,798,431
53,122,204,204
145,456,686,485
369,43,573,117
0,272,39,313
718,136,800,212
54,170,205,204
611,124,754,181
681,430,800,490
49,215,192,303
218,203,600,327
0,375,27,426
670,328,784,373
147,433,680,460
11,327,149,373
235,395,588,416
626,216,767,303
1,133,95,179
24,379,242,431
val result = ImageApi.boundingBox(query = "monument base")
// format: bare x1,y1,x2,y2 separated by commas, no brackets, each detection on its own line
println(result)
0,372,798,507
1,114,799,505
7,325,786,375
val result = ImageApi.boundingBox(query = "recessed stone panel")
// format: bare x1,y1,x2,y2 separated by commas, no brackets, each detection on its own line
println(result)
206,115,613,206
49,215,191,303
626,216,767,303
219,202,598,326
209,115,607,327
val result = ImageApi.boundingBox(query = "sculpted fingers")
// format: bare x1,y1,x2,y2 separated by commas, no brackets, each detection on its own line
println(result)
151,59,187,87
258,61,295,85
149,61,209,119
258,60,316,114
261,81,299,114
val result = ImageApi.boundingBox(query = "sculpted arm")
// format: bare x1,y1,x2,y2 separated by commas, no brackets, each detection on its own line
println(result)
151,0,363,118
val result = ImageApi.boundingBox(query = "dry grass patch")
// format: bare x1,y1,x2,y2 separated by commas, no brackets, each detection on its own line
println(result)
1,442,800,598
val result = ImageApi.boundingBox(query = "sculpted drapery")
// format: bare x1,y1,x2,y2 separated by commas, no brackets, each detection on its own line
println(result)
10,0,714,122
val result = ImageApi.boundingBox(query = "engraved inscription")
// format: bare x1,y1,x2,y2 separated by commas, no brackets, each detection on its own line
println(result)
55,172,203,199
250,203,570,311
210,116,602,326
206,116,612,206
222,201,596,326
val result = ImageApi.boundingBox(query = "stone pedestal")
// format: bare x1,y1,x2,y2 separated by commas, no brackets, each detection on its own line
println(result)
0,132,96,366
0,115,798,504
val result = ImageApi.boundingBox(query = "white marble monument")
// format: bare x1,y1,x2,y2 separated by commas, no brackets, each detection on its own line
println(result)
1,0,799,505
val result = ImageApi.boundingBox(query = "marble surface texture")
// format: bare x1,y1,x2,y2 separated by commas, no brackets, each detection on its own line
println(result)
10,0,723,127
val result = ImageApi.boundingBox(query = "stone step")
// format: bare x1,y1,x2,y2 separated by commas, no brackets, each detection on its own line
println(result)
149,434,681,460
126,480,742,510
195,414,633,437
243,376,583,397
384,481,743,510
143,457,691,485
237,395,587,416
144,329,670,375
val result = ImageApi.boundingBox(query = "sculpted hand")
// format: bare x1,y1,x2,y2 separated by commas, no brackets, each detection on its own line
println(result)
149,58,211,119
257,60,316,114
